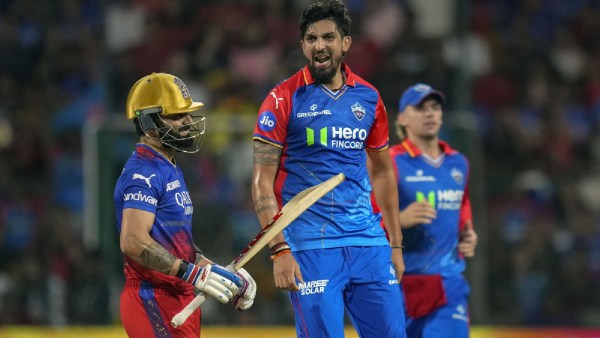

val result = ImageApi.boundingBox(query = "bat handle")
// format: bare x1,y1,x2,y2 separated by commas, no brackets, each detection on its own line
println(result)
170,292,206,328
170,263,237,328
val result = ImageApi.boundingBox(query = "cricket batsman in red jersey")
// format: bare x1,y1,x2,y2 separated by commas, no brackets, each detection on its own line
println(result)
114,73,257,337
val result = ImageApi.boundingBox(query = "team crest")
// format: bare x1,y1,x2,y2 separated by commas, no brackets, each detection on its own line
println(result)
173,77,191,99
351,102,365,120
451,167,464,184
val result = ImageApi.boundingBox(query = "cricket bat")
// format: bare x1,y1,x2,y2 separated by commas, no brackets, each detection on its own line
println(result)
170,173,346,327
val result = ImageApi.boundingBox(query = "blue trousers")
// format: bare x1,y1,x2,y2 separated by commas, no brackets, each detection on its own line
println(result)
404,275,470,338
290,246,406,338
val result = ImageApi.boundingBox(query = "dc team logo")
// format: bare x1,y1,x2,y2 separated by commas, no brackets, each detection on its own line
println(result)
258,111,276,132
351,102,365,121
451,167,464,184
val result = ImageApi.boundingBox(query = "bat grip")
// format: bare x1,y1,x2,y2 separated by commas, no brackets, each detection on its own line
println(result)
170,264,237,328
170,293,206,328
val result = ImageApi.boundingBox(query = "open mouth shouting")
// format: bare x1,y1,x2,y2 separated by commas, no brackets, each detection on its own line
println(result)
309,52,338,84
314,54,331,70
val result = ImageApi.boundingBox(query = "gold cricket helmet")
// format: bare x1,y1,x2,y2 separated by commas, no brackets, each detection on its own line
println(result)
126,72,204,119
126,73,206,153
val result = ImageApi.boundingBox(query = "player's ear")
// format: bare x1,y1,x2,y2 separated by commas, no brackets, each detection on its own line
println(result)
395,113,407,139
396,110,407,127
301,39,310,60
342,36,351,55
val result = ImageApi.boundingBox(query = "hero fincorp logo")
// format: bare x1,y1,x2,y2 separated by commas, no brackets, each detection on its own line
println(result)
306,126,367,149
416,189,464,210
123,191,158,206
258,111,276,132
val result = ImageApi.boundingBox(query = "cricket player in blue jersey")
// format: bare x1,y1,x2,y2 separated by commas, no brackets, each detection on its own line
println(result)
251,1,406,337
389,83,478,337
114,73,256,338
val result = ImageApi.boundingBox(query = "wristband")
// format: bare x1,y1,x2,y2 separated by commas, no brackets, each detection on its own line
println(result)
269,241,289,254
391,245,404,249
176,260,189,278
270,248,291,262
270,245,291,255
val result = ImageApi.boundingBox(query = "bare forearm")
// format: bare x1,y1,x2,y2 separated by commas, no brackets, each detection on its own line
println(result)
254,193,286,246
376,199,403,246
136,242,180,276
120,209,185,276
252,140,284,245
255,194,279,220
372,168,403,247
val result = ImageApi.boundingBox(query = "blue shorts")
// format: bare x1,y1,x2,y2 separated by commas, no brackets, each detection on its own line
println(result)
290,246,406,338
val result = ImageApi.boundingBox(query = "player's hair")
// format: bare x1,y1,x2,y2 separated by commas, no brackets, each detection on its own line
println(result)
299,0,351,39
396,124,407,140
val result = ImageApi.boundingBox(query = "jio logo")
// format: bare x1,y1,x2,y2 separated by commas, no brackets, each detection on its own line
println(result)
258,111,276,132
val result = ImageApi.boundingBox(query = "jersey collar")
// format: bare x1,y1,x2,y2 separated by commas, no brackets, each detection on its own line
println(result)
302,62,357,87
136,143,176,166
401,138,455,158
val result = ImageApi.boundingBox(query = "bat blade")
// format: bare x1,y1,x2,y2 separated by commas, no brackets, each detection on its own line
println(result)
170,173,345,327
231,172,345,269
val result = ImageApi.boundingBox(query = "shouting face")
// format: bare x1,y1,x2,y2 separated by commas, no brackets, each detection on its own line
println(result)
301,19,351,85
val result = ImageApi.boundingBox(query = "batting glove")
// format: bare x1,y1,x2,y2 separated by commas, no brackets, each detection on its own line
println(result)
231,268,256,311
180,262,241,304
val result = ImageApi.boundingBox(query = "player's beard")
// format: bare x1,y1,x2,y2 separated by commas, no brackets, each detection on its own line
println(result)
160,127,194,150
307,52,342,85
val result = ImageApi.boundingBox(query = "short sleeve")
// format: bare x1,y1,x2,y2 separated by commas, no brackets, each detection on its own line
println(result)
365,96,390,150
253,87,291,147
120,166,163,214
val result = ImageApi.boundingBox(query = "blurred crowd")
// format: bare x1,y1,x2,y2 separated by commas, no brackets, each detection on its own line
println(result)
0,0,599,328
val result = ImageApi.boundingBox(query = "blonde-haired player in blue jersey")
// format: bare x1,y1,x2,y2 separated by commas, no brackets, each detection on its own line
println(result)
251,1,406,337
387,83,479,338
114,73,256,338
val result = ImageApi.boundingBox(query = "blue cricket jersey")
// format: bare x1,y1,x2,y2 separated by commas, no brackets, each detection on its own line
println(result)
114,144,196,295
390,139,472,277
253,63,391,251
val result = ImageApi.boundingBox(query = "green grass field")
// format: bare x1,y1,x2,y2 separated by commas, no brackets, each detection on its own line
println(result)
1,326,600,338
